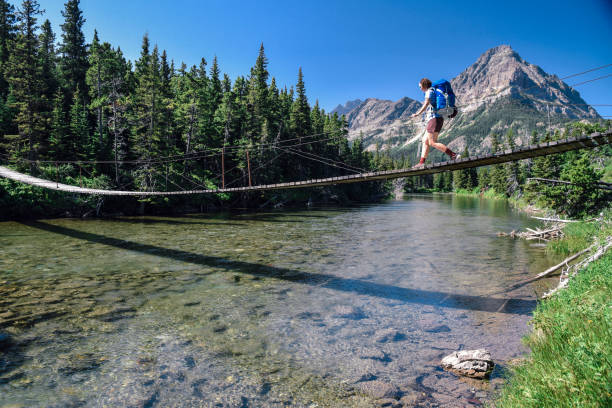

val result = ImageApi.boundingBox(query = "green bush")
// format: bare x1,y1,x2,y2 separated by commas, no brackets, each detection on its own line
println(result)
496,214,612,408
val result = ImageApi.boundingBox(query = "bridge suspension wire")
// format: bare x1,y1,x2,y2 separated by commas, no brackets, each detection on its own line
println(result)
223,149,287,189
2,130,609,196
2,130,349,166
560,63,612,81
277,146,364,174
570,73,612,87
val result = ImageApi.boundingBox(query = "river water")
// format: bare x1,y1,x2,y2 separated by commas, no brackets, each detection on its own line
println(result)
0,194,563,407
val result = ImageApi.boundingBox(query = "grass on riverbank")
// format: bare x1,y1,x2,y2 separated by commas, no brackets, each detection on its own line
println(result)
494,214,612,408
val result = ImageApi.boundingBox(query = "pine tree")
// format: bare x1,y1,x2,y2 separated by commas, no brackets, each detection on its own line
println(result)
132,37,165,191
87,29,104,150
69,85,91,159
442,171,453,191
265,76,281,138
48,87,68,158
525,131,565,206
38,19,56,100
559,151,603,217
477,167,490,191
0,0,16,100
159,50,175,155
209,55,222,113
107,62,130,185
452,147,472,191
251,43,268,129
504,128,520,195
290,67,311,138
0,0,17,153
434,172,445,191
489,133,507,196
59,0,88,101
519,130,539,186
37,19,57,156
5,0,45,165
193,57,213,150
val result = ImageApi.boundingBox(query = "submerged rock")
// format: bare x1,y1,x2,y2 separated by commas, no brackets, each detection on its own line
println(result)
374,328,405,343
357,380,400,399
0,332,11,350
331,305,367,320
440,349,494,379
423,324,451,333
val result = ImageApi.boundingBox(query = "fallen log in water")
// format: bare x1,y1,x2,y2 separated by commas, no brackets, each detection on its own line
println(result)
531,216,578,223
498,223,565,241
499,245,594,294
543,239,612,298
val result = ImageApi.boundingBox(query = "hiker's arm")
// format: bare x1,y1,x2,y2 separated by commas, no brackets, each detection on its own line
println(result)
411,99,430,118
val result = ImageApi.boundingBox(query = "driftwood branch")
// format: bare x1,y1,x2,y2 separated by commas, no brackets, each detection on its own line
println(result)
543,239,612,298
531,216,578,223
498,223,565,240
499,245,594,294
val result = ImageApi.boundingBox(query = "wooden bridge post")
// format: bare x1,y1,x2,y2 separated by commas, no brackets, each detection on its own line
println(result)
246,150,252,187
55,162,59,188
79,164,82,188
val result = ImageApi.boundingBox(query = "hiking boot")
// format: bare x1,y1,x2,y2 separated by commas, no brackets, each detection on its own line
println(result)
450,152,461,161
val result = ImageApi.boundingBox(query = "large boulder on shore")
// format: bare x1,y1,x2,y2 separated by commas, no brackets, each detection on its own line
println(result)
441,349,494,379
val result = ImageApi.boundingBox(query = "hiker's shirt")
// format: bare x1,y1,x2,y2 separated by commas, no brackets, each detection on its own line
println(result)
424,88,440,121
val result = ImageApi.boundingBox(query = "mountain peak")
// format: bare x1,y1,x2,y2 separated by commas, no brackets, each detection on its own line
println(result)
450,44,593,112
471,44,523,70
486,44,515,56
331,99,364,116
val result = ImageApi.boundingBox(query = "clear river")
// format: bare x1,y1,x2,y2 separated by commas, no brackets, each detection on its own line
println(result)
0,194,564,407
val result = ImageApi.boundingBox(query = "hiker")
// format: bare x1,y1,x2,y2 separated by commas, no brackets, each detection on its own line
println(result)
411,78,458,167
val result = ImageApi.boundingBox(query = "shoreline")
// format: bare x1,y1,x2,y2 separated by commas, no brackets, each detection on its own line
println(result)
492,211,612,407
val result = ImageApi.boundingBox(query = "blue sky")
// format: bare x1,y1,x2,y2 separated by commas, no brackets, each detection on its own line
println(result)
35,0,612,116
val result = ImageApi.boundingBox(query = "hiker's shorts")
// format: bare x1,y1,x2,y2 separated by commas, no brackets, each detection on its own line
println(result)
426,117,444,133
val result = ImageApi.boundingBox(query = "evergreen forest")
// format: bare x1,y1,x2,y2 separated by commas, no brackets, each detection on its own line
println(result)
0,0,385,218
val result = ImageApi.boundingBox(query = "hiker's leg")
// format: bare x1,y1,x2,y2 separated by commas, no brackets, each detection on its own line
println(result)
426,117,456,158
421,133,430,159
428,132,448,153
428,132,456,158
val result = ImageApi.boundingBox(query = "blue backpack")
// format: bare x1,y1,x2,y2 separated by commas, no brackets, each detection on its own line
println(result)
429,79,457,118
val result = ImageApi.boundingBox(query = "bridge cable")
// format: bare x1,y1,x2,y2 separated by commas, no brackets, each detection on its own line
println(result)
281,146,367,173
277,146,362,174
223,149,287,189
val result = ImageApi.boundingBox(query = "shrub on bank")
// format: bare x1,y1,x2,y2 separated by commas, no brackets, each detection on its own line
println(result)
495,217,612,408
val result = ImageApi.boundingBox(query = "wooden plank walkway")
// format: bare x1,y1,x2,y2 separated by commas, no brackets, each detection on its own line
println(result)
1,130,611,196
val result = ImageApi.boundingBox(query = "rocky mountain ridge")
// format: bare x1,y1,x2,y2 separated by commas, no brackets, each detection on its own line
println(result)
331,99,363,117
333,45,600,157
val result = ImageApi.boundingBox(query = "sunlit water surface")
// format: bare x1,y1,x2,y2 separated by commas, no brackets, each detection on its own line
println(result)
0,194,563,407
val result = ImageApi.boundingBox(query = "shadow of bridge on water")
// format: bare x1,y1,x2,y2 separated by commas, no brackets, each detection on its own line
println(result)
24,220,536,316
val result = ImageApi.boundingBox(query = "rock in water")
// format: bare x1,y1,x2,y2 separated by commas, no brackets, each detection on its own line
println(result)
440,349,494,379
357,380,400,399
0,332,11,351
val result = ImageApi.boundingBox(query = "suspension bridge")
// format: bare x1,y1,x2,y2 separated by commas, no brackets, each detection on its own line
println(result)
1,130,610,196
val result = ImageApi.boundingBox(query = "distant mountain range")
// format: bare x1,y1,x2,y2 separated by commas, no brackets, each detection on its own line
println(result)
331,45,600,158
